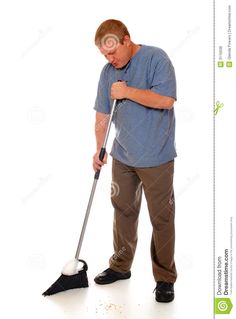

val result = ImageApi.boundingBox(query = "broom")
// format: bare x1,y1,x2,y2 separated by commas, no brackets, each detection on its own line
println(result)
42,99,118,296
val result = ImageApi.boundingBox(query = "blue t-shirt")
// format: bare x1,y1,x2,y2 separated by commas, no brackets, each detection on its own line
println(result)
94,45,177,167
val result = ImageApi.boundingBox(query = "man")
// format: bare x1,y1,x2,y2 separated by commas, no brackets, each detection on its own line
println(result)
93,19,177,303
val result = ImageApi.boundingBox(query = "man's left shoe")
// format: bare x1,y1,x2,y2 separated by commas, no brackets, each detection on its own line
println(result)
154,281,174,303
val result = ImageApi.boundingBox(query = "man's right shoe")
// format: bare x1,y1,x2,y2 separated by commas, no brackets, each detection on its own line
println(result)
94,268,131,285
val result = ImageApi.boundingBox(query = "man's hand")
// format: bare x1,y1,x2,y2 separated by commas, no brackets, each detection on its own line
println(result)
93,150,108,171
111,81,128,100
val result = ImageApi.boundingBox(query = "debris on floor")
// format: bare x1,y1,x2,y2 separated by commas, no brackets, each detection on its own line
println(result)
95,299,127,317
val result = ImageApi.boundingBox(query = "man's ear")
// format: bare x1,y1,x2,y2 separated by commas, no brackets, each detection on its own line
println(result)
122,35,131,46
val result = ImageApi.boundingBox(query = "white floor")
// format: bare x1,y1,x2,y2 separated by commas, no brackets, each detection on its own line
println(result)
1,162,213,319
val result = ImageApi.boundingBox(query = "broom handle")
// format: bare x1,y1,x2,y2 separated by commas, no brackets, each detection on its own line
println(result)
75,99,118,260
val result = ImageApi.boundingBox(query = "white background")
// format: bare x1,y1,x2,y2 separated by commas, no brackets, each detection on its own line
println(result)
0,0,213,318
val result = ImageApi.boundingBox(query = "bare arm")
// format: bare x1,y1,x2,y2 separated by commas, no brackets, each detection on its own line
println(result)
111,81,175,110
93,112,109,171
95,112,109,150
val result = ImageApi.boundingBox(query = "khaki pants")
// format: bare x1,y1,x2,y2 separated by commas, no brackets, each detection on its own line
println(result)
109,158,177,283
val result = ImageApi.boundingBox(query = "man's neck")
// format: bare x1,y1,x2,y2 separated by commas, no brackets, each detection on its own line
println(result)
131,43,141,58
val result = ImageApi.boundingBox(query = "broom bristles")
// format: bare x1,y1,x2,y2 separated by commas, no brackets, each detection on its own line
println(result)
42,269,88,296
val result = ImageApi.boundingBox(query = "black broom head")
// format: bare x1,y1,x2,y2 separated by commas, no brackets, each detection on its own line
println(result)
42,259,88,296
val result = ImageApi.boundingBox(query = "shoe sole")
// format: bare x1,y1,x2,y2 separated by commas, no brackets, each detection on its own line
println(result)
155,295,174,303
94,275,131,285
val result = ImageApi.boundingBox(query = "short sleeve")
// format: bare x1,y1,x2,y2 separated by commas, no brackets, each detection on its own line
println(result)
150,57,177,100
94,64,111,114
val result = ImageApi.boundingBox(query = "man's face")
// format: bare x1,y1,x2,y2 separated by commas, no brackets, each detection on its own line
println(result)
98,35,132,69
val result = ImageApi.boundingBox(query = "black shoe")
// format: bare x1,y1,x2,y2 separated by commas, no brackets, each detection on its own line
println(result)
154,281,174,303
94,268,131,285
